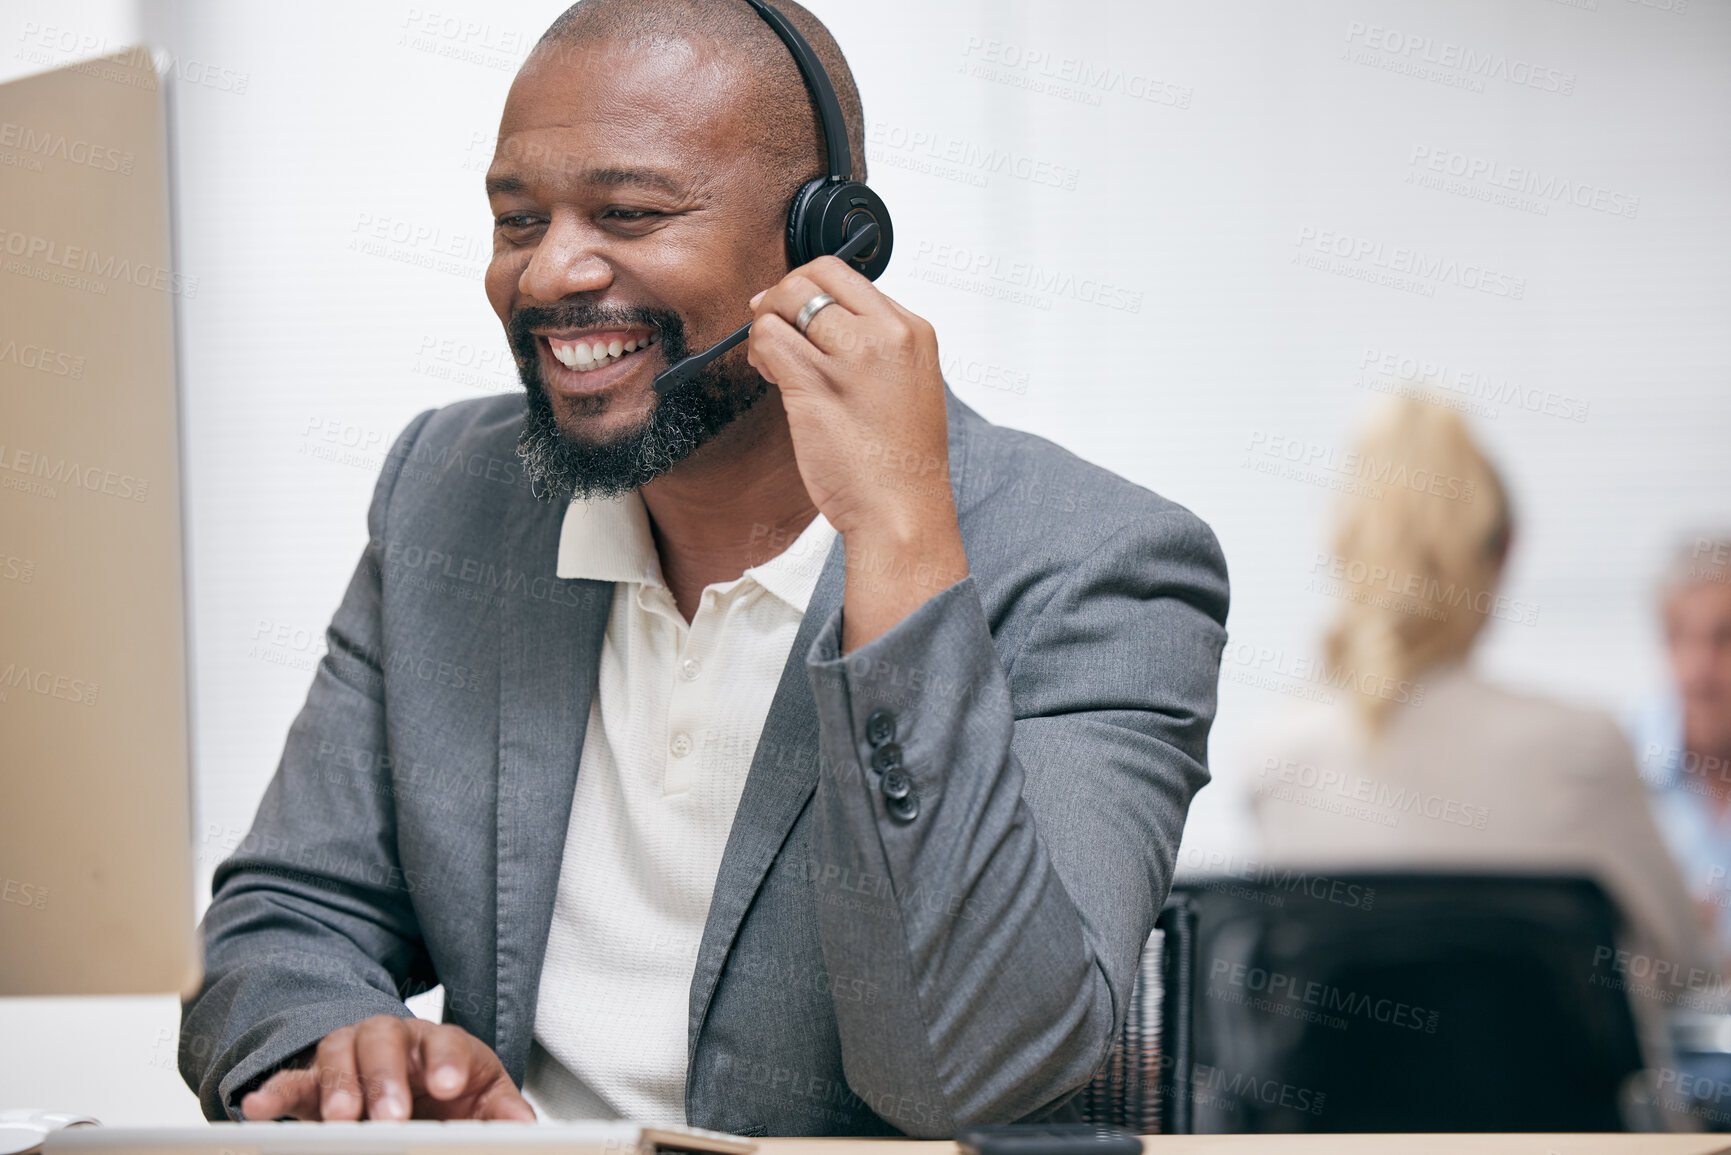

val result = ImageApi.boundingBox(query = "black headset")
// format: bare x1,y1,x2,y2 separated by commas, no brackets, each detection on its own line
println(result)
743,0,893,279
652,0,893,394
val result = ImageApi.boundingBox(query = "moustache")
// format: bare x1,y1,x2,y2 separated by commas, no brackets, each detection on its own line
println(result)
506,302,685,360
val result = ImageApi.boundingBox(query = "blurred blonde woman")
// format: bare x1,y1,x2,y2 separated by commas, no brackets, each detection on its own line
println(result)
1243,397,1710,998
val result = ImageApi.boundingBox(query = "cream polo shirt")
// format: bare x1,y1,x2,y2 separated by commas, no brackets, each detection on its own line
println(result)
521,491,837,1124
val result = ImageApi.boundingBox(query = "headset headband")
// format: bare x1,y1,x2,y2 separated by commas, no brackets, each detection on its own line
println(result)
739,0,852,182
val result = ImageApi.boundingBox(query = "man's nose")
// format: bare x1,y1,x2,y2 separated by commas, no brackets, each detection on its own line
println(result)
519,214,613,301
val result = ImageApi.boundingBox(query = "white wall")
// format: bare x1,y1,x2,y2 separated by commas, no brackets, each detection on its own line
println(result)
3,0,1727,1125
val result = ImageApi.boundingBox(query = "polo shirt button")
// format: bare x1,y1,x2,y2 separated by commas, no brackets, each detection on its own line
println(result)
871,742,903,774
680,658,702,680
670,732,692,758
865,709,896,748
881,769,912,801
886,791,919,822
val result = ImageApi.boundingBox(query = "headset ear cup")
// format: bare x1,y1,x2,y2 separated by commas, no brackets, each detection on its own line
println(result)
786,179,894,281
785,178,829,268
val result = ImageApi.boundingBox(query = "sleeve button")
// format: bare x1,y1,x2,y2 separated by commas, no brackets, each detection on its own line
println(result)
865,709,896,748
870,742,903,774
881,768,912,801
886,791,919,822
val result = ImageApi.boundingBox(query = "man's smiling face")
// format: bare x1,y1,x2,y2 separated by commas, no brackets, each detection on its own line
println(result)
484,36,792,499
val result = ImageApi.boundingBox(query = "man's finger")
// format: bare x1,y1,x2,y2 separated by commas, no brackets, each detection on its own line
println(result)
355,1016,412,1120
794,254,885,317
418,1023,474,1101
474,1073,539,1122
748,313,826,392
314,1029,364,1121
240,1067,319,1121
755,272,858,354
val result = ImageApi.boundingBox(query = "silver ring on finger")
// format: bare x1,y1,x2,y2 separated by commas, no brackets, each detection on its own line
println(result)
794,292,838,336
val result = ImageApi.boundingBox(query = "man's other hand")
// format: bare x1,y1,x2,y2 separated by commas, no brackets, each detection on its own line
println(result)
239,1016,536,1121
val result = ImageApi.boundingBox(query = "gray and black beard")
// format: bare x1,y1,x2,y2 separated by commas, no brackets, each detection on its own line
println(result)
509,302,766,502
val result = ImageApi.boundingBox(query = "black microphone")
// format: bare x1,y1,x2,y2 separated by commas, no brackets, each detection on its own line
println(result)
652,221,881,396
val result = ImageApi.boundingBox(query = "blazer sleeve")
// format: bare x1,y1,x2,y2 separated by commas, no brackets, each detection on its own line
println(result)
179,408,439,1121
802,508,1229,1137
1570,714,1715,982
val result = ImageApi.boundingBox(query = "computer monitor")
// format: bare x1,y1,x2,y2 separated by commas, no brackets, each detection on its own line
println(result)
0,48,199,997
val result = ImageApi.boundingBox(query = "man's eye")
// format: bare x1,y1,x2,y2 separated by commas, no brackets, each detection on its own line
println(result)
606,208,657,222
496,214,539,230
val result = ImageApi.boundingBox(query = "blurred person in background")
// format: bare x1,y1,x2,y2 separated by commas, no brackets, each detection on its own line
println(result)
1241,398,1711,1004
1630,535,1731,957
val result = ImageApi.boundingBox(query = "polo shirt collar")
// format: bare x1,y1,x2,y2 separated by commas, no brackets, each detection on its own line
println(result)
555,491,836,612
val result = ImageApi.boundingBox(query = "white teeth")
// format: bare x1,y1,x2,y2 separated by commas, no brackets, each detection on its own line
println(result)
550,334,656,372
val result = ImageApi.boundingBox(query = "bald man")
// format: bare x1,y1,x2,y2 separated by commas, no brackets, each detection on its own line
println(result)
179,0,1228,1136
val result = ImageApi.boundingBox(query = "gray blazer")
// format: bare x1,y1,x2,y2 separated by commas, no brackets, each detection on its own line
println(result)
180,388,1229,1136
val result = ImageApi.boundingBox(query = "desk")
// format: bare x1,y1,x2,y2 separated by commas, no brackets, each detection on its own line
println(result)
755,1138,1731,1155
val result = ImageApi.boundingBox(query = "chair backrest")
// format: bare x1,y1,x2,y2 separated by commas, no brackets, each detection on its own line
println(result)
1075,895,1197,1134
1173,872,1646,1133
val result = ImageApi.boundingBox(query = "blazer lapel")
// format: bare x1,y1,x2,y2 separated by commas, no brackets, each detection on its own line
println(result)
687,537,846,1053
686,386,974,1054
494,492,613,1085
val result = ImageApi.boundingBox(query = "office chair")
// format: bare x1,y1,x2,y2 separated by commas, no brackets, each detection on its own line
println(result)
1073,895,1197,1134
1174,872,1647,1132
